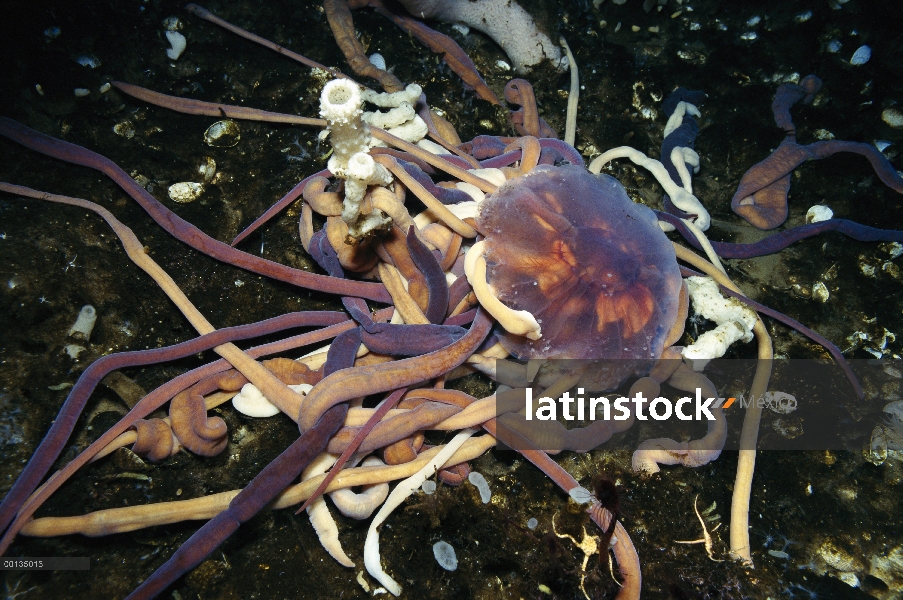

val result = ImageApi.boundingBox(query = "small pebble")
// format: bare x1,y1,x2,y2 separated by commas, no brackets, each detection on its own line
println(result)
433,541,457,571
421,480,436,495
527,518,538,530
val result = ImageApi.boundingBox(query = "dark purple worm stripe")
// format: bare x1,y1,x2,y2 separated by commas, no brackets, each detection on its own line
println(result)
0,311,346,540
0,118,391,303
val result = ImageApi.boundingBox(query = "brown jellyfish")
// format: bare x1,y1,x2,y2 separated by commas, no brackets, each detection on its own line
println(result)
476,165,683,375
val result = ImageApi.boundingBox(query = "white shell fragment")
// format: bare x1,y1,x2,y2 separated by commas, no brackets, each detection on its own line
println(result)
432,541,458,571
204,120,241,147
827,40,842,53
811,281,830,303
569,486,595,504
763,391,797,414
806,205,833,223
75,54,101,68
368,53,386,70
197,157,216,183
882,108,903,129
73,88,90,97
168,182,204,204
64,344,87,359
527,517,538,530
850,45,871,65
467,471,491,504
165,31,186,60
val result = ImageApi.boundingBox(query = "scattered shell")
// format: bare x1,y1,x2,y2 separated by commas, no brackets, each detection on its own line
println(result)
790,283,811,299
43,26,61,40
433,541,458,571
113,120,136,139
745,16,761,27
806,205,833,223
812,128,835,140
870,544,903,591
569,486,594,504
763,391,797,414
527,517,538,530
112,447,150,471
740,32,757,41
197,157,217,183
75,54,101,68
827,40,842,53
204,120,241,147
818,538,865,572
883,241,903,259
73,88,90,97
794,10,812,23
467,471,491,504
421,480,436,494
772,417,804,439
875,140,893,152
168,181,204,203
495,60,511,71
850,45,871,65
368,53,386,70
99,82,111,93
64,344,87,359
132,173,151,188
162,16,183,31
811,281,830,303
882,107,903,129
165,31,186,60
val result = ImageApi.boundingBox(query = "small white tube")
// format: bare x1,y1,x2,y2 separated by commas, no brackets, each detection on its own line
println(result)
68,305,97,342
